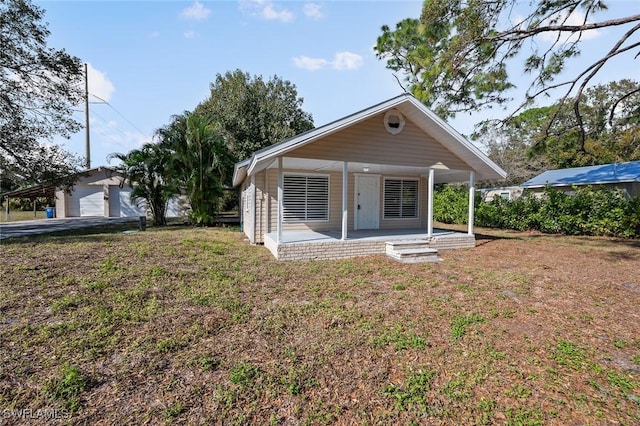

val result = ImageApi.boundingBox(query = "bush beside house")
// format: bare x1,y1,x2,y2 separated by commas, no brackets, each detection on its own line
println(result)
435,185,640,238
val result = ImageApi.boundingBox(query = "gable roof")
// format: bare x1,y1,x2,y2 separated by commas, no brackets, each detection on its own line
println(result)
232,93,506,187
521,161,640,188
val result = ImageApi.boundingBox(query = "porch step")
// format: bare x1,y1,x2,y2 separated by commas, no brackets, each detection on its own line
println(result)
385,240,441,263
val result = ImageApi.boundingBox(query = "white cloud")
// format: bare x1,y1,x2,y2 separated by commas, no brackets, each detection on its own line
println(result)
180,1,212,21
292,56,329,71
293,51,364,71
240,0,294,23
262,3,294,22
147,31,160,39
86,63,115,103
303,3,324,20
332,51,363,70
184,30,196,39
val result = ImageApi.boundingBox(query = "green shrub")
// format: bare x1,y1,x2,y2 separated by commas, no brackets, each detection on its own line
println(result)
433,184,470,224
435,184,640,238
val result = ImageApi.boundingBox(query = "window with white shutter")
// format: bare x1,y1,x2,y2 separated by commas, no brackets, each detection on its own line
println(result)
283,174,329,222
383,178,418,219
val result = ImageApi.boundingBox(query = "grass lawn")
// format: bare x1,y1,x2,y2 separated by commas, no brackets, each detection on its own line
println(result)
1,225,639,425
0,210,47,223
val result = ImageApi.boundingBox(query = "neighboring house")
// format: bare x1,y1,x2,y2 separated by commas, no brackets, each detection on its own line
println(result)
478,186,524,202
233,93,507,261
3,166,186,219
520,160,640,198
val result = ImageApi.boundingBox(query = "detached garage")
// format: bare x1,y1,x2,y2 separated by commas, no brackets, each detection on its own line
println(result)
4,166,185,220
54,167,143,218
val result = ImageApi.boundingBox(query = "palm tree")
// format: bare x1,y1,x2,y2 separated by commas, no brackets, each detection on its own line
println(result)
159,112,231,226
108,142,176,226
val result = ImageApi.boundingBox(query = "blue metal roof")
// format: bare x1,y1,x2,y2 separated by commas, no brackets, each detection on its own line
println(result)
521,160,640,188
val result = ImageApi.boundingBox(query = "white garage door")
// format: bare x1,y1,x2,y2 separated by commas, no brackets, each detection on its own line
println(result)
109,186,145,217
166,196,184,218
68,186,104,217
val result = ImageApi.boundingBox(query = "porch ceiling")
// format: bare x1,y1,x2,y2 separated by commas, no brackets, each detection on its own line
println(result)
265,157,474,183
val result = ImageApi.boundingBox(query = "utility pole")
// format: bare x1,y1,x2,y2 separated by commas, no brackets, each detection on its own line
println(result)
84,63,91,169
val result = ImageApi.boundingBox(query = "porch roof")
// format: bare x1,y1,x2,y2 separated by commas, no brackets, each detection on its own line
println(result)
233,93,506,187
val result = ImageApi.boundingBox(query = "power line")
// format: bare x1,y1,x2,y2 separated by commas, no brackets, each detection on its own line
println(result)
90,109,148,145
88,92,149,138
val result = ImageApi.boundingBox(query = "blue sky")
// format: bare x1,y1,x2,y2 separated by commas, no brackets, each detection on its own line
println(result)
35,0,639,169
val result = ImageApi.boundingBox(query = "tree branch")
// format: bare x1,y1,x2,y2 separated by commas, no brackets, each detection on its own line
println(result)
493,14,640,42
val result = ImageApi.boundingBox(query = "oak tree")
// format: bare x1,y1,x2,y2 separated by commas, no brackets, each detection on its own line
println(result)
1,0,84,189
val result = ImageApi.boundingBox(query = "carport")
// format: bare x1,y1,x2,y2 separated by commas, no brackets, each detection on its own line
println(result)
2,184,56,221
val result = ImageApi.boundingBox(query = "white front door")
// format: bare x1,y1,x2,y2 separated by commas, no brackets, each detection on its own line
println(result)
355,174,380,230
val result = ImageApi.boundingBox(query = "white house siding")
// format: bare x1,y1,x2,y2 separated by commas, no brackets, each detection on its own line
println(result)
288,113,470,171
254,171,266,243
241,178,255,242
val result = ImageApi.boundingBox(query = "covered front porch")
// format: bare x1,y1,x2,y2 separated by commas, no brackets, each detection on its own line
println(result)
264,227,475,261
234,94,507,261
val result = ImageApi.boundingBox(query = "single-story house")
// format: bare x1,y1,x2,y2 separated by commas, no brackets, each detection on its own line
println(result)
232,93,507,261
3,166,184,219
478,186,524,202
520,160,640,198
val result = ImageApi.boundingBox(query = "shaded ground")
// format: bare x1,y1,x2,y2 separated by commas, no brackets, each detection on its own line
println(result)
0,217,140,240
0,225,638,425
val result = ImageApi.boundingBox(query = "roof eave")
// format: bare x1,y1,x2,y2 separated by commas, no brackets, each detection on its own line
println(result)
402,97,507,180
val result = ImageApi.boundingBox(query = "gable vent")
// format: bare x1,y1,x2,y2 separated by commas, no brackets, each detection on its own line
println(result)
384,109,405,135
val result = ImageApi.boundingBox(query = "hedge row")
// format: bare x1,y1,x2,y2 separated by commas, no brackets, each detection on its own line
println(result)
433,185,640,238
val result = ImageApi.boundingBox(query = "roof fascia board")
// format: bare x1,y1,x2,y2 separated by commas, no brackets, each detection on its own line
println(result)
232,159,251,187
404,97,507,179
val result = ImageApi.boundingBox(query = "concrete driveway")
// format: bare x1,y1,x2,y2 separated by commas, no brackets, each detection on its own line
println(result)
0,217,140,240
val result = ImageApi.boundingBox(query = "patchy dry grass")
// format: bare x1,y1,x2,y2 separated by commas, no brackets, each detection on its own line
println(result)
0,210,47,223
1,225,639,425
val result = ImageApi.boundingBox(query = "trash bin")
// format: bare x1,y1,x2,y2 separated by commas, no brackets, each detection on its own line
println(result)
45,207,55,219
138,216,147,231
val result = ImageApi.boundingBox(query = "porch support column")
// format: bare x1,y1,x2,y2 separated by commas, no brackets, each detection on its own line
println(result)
277,157,283,244
341,161,348,240
250,174,256,244
468,171,475,236
427,167,434,238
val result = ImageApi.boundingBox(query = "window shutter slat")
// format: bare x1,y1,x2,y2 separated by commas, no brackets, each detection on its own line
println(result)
384,178,418,219
283,175,329,222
